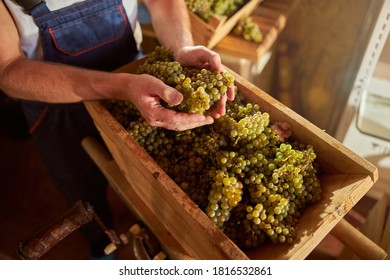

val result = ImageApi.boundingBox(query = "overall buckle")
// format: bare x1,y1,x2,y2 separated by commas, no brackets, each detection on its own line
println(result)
16,0,47,15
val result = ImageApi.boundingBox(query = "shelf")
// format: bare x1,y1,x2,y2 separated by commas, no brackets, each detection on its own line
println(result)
213,0,290,63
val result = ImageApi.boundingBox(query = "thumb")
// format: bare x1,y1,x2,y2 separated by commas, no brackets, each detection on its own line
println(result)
159,86,183,106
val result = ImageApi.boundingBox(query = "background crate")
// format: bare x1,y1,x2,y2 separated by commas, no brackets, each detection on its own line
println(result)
189,0,262,48
213,1,289,62
84,59,378,259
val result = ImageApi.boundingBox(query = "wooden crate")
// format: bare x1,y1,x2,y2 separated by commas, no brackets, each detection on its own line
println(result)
190,0,262,49
84,59,378,260
213,1,289,62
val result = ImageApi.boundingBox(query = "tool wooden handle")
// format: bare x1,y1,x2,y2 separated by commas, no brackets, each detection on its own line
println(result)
81,137,112,171
331,218,387,260
18,201,94,260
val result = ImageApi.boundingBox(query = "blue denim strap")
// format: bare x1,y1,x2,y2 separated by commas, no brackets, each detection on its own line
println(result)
16,0,50,16
29,1,50,17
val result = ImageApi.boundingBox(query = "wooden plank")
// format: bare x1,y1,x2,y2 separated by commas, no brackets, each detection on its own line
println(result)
360,194,388,244
254,5,287,20
213,2,287,62
330,218,387,260
380,212,390,260
188,12,225,48
261,0,297,13
336,194,389,259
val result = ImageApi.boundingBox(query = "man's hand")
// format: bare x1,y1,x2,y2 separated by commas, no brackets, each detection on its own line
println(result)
127,74,214,131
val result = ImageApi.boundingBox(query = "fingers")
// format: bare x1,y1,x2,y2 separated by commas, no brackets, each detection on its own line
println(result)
176,46,224,72
159,85,183,106
205,50,224,72
227,86,235,101
145,76,184,105
147,106,214,131
137,77,214,130
212,94,227,119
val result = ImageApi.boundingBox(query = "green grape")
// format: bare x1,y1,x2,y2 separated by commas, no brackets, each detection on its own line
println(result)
137,46,235,115
205,170,243,228
234,15,263,43
185,0,249,22
185,0,213,21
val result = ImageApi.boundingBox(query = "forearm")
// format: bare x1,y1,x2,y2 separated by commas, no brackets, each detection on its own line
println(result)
1,57,129,103
144,0,194,54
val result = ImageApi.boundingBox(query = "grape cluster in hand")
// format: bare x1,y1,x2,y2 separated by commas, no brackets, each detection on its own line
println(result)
137,46,235,115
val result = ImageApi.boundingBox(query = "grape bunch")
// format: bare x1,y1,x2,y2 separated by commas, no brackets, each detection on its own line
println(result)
185,0,247,22
234,15,263,43
137,46,235,115
205,170,243,227
185,0,212,21
105,49,322,250
216,103,270,144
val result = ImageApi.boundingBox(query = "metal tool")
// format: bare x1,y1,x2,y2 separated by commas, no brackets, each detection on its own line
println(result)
18,200,165,260
104,223,166,260
18,200,121,260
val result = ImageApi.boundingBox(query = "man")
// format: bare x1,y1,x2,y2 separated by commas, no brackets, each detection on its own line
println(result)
0,0,234,259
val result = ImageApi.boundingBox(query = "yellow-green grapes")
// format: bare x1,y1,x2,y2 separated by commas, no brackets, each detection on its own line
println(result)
137,46,235,115
234,15,263,43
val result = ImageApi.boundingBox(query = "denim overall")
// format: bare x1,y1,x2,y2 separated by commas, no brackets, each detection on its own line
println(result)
17,0,139,258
